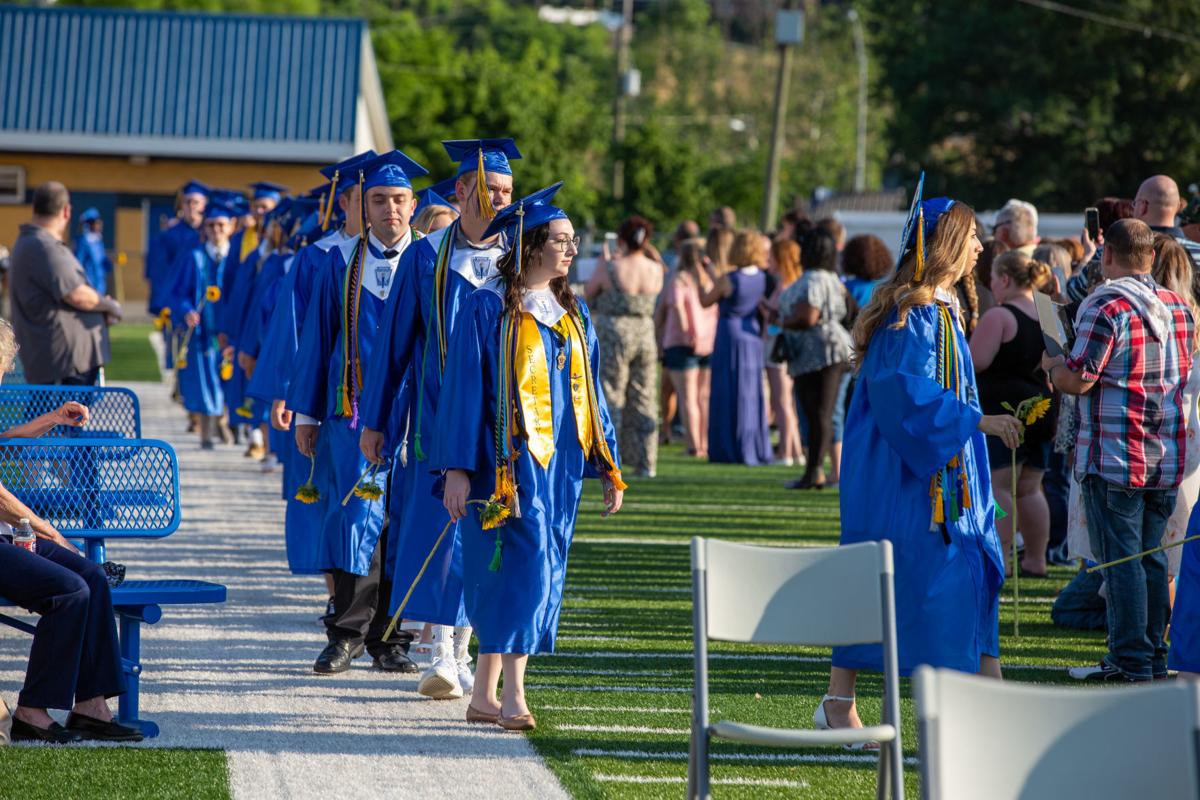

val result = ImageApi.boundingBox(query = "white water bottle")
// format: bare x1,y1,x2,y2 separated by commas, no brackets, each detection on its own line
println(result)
13,518,35,553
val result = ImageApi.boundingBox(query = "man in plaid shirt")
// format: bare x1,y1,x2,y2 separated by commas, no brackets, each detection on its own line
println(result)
1043,219,1195,682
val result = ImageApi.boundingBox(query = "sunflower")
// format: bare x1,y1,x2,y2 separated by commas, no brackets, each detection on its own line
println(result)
294,482,321,504
352,482,384,502
234,401,254,419
219,356,234,381
1022,396,1052,426
205,285,221,303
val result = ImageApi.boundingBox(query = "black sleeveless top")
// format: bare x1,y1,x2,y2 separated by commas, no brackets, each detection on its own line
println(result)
976,303,1055,443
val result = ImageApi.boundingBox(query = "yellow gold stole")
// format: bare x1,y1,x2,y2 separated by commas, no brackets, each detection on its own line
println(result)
513,312,591,467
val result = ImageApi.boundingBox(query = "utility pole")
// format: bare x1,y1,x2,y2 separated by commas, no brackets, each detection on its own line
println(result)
848,8,868,193
612,0,635,201
761,4,803,232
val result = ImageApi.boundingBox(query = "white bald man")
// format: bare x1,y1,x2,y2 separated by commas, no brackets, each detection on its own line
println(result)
1133,175,1200,270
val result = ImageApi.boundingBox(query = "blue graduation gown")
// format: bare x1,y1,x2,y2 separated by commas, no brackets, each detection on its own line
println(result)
233,251,292,426
286,234,407,576
75,233,112,296
169,246,228,417
832,303,1003,676
361,226,507,623
148,221,200,315
428,288,620,654
217,235,264,421
1169,506,1200,672
247,234,343,575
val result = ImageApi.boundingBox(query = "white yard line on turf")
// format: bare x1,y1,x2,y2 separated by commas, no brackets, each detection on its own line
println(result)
559,723,686,735
594,774,808,788
574,536,832,548
530,668,674,677
528,684,691,693
544,651,1070,672
0,380,569,800
540,705,691,714
574,748,920,765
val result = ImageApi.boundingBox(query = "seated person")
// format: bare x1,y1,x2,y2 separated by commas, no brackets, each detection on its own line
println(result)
0,320,140,743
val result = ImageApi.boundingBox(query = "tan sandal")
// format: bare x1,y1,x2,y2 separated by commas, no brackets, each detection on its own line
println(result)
498,713,536,732
465,704,500,725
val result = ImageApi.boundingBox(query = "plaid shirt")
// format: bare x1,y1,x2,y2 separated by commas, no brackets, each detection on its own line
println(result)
1067,274,1194,489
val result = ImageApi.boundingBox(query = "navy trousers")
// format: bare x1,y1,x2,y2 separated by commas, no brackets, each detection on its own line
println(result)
0,538,125,709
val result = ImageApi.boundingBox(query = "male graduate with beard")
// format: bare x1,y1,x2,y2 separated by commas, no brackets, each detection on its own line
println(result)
288,149,428,675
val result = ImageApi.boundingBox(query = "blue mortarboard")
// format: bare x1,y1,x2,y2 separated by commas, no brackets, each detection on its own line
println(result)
361,150,429,192
80,207,101,223
415,187,451,214
209,189,248,215
319,150,378,194
181,180,209,198
428,176,459,201
250,181,287,201
303,182,331,200
203,202,236,221
288,210,324,249
897,172,956,281
443,138,521,178
482,182,567,273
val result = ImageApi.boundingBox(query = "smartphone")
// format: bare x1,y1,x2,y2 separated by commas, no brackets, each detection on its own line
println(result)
604,232,618,249
1085,207,1100,241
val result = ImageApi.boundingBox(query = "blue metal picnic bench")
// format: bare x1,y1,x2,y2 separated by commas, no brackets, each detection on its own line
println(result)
0,384,141,439
0,431,226,738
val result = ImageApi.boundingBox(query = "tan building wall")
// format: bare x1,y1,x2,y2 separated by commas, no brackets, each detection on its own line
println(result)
0,151,325,311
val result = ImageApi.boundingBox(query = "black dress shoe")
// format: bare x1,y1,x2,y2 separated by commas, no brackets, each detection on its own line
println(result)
65,712,144,742
372,644,419,673
314,639,364,674
11,717,83,744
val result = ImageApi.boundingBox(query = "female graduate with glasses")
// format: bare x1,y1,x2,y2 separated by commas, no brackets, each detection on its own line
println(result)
430,184,626,731
816,177,1023,742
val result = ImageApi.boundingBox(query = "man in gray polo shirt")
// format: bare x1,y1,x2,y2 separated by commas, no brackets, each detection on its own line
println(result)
9,182,122,385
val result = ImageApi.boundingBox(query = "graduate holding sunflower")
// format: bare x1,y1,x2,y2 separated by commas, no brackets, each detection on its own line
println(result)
816,177,1023,741
430,183,624,731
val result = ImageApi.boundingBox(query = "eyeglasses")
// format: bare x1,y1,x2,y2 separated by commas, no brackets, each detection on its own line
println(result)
550,235,581,253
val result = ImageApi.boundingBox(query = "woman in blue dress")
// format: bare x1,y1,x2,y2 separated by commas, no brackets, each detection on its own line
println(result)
431,185,625,731
702,230,772,465
816,192,1023,739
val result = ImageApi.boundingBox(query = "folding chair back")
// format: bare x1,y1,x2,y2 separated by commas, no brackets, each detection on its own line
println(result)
701,538,889,645
914,666,1200,800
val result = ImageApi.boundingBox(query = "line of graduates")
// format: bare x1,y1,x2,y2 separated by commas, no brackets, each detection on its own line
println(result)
145,139,626,731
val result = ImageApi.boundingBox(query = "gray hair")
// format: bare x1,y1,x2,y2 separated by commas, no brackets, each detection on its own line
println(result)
0,318,18,374
1032,242,1071,275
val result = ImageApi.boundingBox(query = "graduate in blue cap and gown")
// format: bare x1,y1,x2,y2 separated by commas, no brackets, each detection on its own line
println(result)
359,138,520,700
816,176,1021,740
426,176,461,213
287,149,428,675
74,208,113,296
169,201,239,449
429,185,626,729
147,181,208,382
248,157,372,604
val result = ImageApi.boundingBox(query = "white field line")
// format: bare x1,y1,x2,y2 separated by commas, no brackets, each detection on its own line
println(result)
528,684,690,693
559,723,686,735
574,536,833,548
580,500,834,515
545,650,1069,672
530,668,674,677
568,585,690,594
555,635,628,642
540,705,690,714
594,774,807,788
574,748,919,766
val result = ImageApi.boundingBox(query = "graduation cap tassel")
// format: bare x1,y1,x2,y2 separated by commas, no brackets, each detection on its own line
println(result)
476,148,496,220
914,206,926,282
320,170,339,230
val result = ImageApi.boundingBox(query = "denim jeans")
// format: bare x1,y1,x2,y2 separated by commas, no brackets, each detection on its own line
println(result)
1080,474,1177,679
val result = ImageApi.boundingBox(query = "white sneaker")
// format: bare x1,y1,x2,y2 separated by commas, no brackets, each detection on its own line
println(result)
417,644,462,699
453,626,474,694
260,453,279,473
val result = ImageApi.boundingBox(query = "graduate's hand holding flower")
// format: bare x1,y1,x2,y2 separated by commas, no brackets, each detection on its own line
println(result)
295,424,318,458
601,473,624,517
359,428,386,466
979,414,1023,450
443,469,471,521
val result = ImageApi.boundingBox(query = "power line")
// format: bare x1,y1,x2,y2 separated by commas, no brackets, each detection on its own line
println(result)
1013,0,1200,48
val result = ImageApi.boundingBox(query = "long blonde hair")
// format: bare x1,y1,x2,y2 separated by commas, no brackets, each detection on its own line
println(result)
1152,233,1200,352
852,202,977,364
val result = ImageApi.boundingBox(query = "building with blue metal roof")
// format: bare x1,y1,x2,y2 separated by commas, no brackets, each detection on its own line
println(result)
0,4,393,306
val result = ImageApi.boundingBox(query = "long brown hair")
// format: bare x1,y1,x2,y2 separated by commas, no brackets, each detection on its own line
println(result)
1153,233,1200,352
770,239,802,287
496,223,579,319
852,202,977,364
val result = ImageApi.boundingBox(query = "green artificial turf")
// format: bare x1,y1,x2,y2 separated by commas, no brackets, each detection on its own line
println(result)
527,443,1105,799
0,747,229,800
106,323,161,383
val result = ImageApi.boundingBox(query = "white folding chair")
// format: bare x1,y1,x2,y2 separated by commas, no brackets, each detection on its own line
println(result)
914,666,1200,800
688,537,903,799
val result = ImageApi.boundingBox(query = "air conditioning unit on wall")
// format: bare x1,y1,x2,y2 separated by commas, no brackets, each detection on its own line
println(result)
0,166,26,204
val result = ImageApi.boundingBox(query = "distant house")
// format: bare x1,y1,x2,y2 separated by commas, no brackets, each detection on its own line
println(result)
0,4,393,306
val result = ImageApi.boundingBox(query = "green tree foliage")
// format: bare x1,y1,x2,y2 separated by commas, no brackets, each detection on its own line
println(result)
862,0,1200,209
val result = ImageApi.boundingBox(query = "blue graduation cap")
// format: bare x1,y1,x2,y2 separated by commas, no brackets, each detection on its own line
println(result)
428,176,459,201
180,180,209,198
319,150,378,195
203,202,237,221
361,150,429,192
482,182,566,273
443,138,521,178
288,210,324,249
80,207,101,223
415,186,451,214
897,172,956,282
250,181,287,201
303,182,331,200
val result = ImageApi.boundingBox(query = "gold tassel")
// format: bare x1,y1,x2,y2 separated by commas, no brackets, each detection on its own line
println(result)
476,149,496,220
320,170,339,230
914,206,926,282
